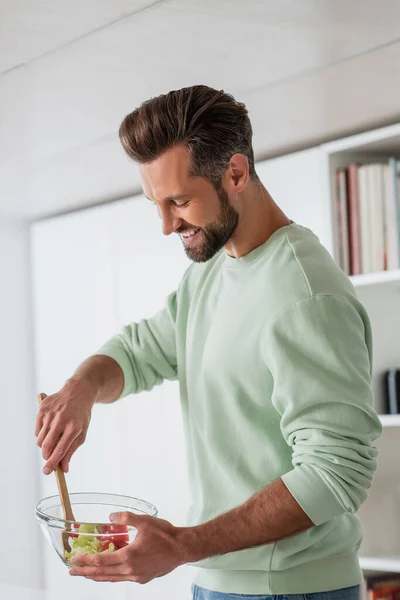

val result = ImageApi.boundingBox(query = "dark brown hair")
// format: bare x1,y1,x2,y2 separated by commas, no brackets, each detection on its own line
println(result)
119,85,256,187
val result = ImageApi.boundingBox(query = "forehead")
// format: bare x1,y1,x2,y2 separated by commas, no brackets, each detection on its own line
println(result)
139,145,192,200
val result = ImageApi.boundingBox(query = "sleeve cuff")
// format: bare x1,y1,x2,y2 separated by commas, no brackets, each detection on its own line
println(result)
95,341,135,399
281,464,345,526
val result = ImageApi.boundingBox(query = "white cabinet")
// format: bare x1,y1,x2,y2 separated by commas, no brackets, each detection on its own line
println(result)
31,204,128,600
31,197,193,600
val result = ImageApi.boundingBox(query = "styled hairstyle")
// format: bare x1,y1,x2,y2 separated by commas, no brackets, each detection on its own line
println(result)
119,85,257,187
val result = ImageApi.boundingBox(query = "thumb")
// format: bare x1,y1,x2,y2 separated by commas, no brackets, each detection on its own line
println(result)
109,511,149,527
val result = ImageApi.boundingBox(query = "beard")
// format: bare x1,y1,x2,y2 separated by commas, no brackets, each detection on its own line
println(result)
179,187,239,263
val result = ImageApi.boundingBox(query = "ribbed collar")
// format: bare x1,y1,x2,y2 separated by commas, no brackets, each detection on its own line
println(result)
224,222,296,270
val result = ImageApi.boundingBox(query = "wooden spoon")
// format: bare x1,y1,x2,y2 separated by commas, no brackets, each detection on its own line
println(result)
38,393,76,555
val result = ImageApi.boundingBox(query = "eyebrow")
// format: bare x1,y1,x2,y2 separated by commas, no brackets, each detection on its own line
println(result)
145,194,192,203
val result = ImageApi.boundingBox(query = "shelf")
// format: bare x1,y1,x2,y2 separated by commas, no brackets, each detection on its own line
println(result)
360,556,400,572
350,269,400,288
379,414,400,427
322,123,400,155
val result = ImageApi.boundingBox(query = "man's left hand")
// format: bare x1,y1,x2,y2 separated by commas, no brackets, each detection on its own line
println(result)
69,511,188,584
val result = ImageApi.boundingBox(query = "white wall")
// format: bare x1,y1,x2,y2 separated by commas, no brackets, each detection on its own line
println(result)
256,148,332,254
0,218,44,597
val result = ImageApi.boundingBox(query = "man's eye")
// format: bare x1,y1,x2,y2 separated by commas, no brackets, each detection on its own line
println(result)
176,200,191,208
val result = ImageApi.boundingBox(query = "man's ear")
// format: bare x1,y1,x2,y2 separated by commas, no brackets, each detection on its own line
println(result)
224,153,249,194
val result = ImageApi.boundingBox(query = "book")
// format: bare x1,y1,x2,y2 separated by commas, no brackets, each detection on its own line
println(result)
365,574,400,599
347,163,362,275
358,164,373,274
388,157,400,267
368,582,400,599
336,159,400,276
336,168,350,274
383,162,399,270
368,164,385,274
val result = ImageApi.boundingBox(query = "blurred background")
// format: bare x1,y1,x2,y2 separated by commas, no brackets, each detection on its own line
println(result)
1,1,400,599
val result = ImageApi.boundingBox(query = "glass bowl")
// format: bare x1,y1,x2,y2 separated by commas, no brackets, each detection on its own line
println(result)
35,492,158,568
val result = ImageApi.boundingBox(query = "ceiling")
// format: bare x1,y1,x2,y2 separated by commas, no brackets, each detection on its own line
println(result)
1,0,400,218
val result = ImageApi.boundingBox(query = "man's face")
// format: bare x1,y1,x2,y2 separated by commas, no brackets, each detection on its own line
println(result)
139,145,239,262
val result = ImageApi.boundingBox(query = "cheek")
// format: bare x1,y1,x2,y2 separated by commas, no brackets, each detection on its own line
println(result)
180,209,200,228
184,204,217,227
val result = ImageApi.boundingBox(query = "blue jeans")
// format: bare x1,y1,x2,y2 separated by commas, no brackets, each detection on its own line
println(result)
192,584,361,600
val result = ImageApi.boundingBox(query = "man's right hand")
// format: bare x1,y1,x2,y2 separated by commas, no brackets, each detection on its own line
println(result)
35,377,97,475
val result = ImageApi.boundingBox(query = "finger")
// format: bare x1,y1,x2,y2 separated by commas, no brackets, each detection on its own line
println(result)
78,575,137,583
36,422,50,448
60,433,85,473
70,550,123,567
41,422,65,462
70,563,126,578
44,426,81,472
35,393,48,437
110,511,150,528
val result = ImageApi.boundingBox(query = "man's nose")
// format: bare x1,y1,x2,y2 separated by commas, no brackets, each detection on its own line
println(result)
159,206,181,236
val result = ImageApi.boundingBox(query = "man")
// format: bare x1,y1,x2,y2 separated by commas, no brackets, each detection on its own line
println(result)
36,85,381,599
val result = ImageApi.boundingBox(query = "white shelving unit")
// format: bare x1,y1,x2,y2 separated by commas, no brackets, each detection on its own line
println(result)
321,124,400,576
360,557,400,573
258,132,400,578
350,269,400,288
379,414,400,427
260,125,400,578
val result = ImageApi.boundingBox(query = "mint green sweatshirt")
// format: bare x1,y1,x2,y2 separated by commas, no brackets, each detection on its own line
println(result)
98,223,381,594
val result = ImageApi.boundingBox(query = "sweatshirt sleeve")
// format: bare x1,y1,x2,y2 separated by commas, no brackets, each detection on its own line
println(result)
264,293,382,526
95,289,179,398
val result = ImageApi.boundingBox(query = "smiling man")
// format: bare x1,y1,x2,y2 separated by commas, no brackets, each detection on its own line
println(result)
36,85,381,600
140,145,241,263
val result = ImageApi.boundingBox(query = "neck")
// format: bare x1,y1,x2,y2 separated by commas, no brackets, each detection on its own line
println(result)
224,179,291,259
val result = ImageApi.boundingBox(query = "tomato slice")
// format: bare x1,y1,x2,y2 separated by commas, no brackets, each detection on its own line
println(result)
100,524,129,547
69,523,81,538
101,540,113,551
113,539,129,550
